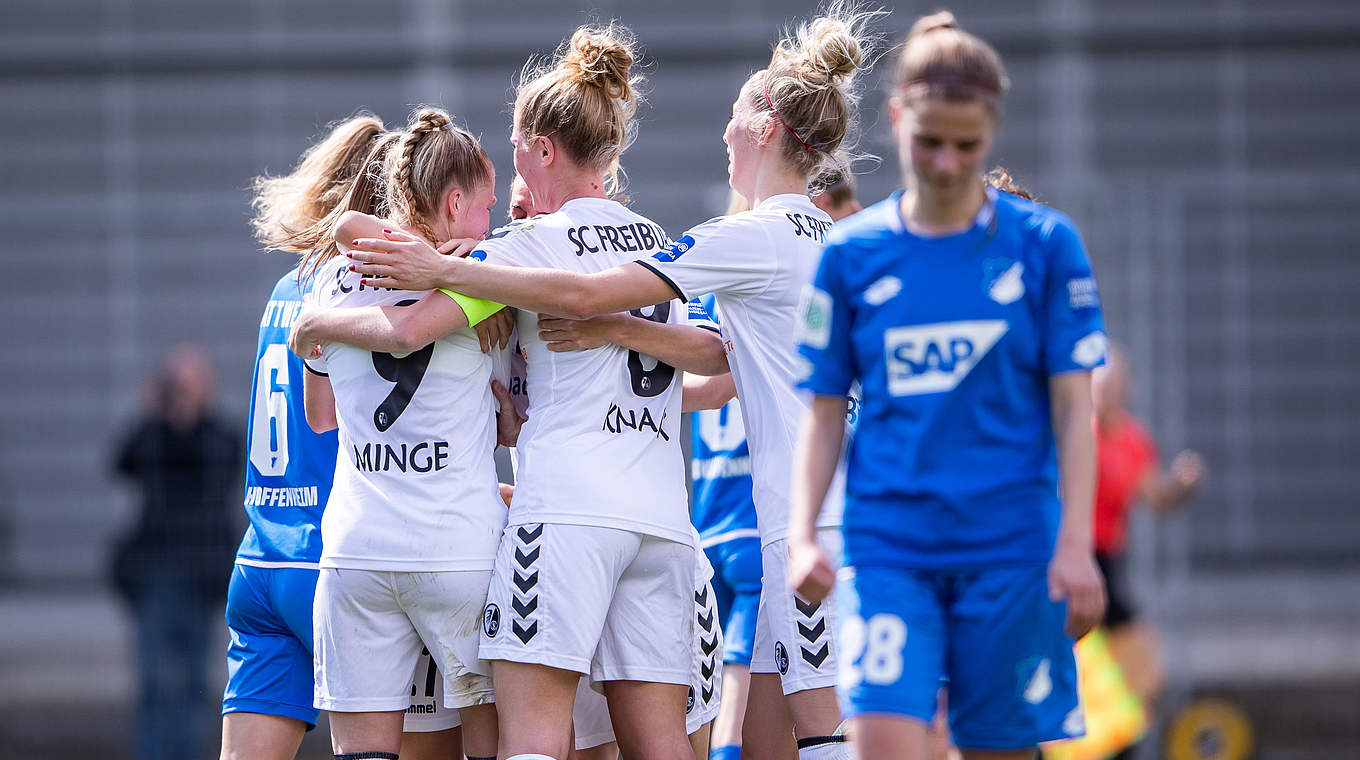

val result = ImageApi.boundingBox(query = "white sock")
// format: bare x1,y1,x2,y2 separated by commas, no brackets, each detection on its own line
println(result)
798,735,853,760
506,755,557,760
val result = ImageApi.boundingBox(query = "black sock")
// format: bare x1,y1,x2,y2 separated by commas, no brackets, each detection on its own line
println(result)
334,753,399,760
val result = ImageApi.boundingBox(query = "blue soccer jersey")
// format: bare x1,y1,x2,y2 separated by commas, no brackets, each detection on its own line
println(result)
797,189,1107,569
689,296,759,545
235,268,339,565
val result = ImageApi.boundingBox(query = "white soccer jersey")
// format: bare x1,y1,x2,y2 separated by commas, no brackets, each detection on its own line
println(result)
306,256,508,570
638,194,845,546
473,197,693,545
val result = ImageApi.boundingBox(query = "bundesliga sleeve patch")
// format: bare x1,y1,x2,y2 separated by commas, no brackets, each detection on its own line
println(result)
796,285,833,350
1071,331,1109,368
1067,277,1100,309
653,234,696,263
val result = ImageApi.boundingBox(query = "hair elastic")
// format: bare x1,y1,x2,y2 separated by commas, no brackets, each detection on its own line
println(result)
763,75,816,152
901,76,1001,98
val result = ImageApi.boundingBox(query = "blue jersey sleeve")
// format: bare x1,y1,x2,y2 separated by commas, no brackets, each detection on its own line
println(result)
1042,218,1108,375
796,245,855,397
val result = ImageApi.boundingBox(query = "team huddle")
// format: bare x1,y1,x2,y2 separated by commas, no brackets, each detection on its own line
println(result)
225,6,1109,760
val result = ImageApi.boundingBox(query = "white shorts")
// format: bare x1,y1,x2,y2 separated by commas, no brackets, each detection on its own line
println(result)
314,568,494,712
479,523,692,686
750,529,843,695
570,569,724,750
402,646,463,733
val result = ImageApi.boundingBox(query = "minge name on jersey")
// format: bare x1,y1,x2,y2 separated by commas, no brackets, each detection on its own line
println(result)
786,212,832,242
352,440,450,473
602,402,670,441
259,299,303,330
243,485,320,508
691,453,752,481
568,222,669,257
884,320,1008,396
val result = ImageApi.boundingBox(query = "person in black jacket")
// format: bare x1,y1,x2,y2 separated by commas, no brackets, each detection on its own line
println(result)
112,344,241,760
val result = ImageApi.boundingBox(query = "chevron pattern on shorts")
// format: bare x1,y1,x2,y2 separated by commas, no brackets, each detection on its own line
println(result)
510,523,542,644
694,577,722,711
793,592,830,669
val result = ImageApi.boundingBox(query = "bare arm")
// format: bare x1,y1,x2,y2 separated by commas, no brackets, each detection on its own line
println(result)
303,369,338,434
335,210,390,252
1142,450,1206,514
1048,371,1105,639
682,373,737,412
787,395,849,603
346,234,677,320
289,292,470,358
536,314,728,376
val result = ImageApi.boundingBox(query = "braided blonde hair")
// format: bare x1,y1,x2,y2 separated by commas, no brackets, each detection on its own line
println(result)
384,107,492,245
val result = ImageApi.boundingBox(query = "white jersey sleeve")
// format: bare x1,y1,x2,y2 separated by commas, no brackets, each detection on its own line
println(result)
636,215,777,302
639,195,839,546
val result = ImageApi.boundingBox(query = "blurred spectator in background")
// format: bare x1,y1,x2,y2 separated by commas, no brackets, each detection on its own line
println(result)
1093,344,1205,729
811,170,861,221
111,343,241,760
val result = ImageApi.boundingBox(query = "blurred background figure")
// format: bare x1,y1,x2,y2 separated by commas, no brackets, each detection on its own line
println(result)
811,171,861,221
111,344,242,760
1092,342,1205,753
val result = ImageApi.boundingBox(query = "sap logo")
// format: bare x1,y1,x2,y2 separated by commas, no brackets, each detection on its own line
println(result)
884,320,1007,396
864,275,902,306
653,234,696,263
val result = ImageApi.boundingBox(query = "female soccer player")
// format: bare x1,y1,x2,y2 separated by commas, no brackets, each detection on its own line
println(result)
290,107,508,760
305,27,728,760
342,11,879,758
225,115,382,760
786,12,1109,760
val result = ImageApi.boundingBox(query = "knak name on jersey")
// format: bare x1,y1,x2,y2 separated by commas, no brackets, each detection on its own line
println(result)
602,402,671,441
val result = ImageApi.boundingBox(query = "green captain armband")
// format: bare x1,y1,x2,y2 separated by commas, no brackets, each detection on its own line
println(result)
438,289,504,327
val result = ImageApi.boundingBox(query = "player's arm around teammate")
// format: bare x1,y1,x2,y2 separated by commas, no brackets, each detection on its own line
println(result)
296,108,506,760
535,304,728,376
344,11,883,760
791,12,1107,760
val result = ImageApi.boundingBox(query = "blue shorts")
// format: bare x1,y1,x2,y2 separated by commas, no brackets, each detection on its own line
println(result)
703,535,762,667
836,564,1083,750
222,563,319,727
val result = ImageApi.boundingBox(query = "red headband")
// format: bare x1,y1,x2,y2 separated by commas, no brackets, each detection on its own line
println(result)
763,76,816,152
901,76,1001,98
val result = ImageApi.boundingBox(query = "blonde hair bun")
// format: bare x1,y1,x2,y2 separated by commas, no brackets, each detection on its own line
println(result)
799,15,866,89
563,26,636,102
909,10,959,39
